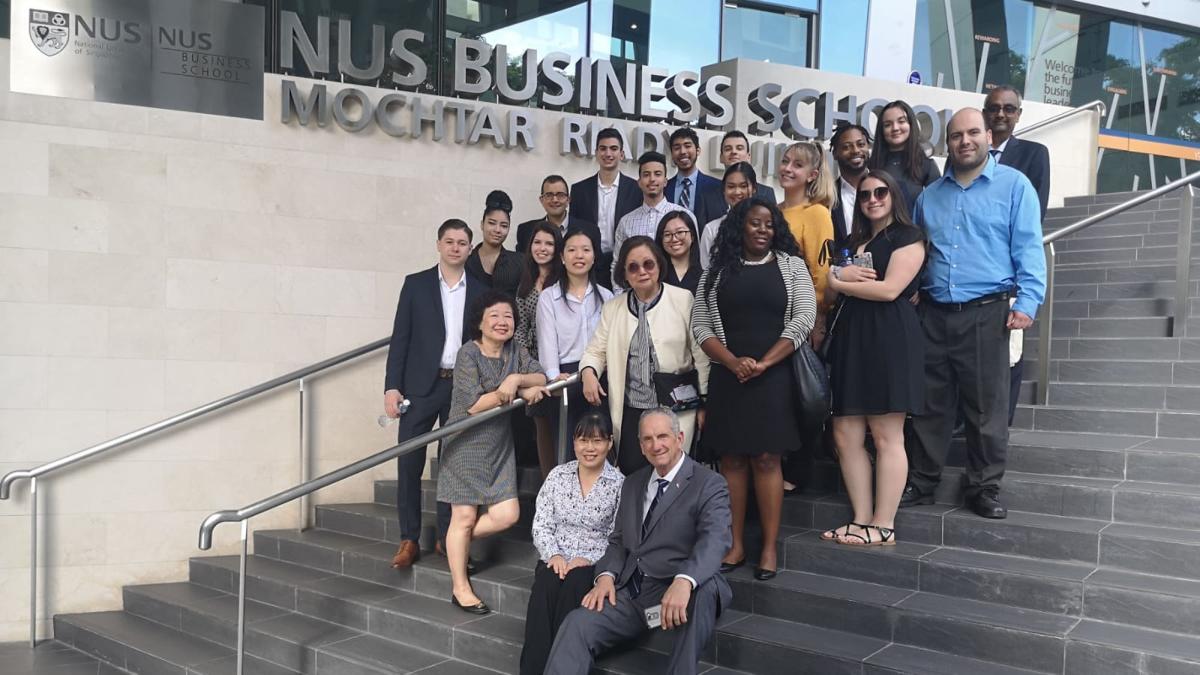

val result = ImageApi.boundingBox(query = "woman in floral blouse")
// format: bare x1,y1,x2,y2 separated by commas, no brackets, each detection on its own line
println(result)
519,411,624,675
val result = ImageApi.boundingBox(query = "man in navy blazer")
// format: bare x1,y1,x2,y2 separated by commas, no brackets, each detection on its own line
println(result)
570,128,642,288
984,85,1052,425
383,219,484,568
545,408,732,675
515,174,603,257
665,127,723,228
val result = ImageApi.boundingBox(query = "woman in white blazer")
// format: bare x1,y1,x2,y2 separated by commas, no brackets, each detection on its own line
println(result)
580,236,710,474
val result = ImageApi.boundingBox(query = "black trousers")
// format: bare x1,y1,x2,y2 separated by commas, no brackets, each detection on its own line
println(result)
618,405,651,475
909,299,1010,498
395,377,452,543
519,562,595,675
1008,357,1024,425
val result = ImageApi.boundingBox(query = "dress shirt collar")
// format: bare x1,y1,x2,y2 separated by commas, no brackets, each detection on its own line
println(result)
675,168,698,183
650,451,687,483
550,282,595,304
942,153,997,187
992,137,1011,154
437,265,466,291
598,172,621,189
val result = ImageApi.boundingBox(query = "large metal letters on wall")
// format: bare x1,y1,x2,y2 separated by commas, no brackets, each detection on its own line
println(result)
10,0,264,119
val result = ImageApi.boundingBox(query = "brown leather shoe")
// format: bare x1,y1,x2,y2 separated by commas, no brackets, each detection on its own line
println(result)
391,540,420,568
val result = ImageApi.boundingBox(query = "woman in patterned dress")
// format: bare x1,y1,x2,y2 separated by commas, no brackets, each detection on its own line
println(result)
519,411,623,675
439,290,548,615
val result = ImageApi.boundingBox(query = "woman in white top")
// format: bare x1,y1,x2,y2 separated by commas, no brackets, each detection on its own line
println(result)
700,162,761,270
535,227,614,478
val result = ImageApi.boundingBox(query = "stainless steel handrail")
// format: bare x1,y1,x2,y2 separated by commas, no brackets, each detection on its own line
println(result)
1013,99,1105,138
1,334,390,647
1035,170,1200,404
198,373,579,675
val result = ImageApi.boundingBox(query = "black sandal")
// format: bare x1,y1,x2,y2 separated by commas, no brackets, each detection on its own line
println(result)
836,524,896,547
821,522,866,542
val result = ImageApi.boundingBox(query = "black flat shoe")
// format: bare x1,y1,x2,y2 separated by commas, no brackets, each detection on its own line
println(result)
450,594,491,615
719,558,746,573
753,568,777,581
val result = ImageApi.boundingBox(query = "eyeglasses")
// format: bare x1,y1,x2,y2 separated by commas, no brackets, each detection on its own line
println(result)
662,230,691,241
626,259,657,274
857,186,890,202
541,191,569,200
983,104,1020,115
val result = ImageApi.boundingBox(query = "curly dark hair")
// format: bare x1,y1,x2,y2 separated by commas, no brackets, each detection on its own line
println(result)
704,198,800,295
613,236,667,289
518,222,564,298
466,290,518,342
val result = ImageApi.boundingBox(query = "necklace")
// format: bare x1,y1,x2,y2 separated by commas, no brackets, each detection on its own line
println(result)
742,251,775,266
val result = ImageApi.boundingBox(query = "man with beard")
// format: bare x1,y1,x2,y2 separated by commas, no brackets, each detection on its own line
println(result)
665,127,721,227
900,109,1045,520
829,123,872,249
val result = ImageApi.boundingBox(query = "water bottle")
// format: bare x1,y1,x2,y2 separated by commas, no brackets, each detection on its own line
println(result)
377,398,412,427
840,248,851,267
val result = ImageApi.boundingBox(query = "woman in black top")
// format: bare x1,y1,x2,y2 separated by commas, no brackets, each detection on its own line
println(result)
466,190,524,296
655,210,701,294
822,169,926,548
868,100,941,213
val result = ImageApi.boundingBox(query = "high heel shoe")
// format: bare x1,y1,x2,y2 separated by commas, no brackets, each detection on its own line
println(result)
719,558,746,573
450,593,491,615
753,567,777,581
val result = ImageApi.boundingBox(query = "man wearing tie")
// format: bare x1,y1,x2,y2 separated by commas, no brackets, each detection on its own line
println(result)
383,219,484,568
665,127,722,227
570,128,643,289
983,85,1051,425
544,407,732,675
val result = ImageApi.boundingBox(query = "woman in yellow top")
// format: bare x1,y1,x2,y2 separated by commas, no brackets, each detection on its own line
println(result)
779,140,836,350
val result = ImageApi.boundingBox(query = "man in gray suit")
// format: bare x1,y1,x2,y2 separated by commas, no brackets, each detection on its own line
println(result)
544,408,732,675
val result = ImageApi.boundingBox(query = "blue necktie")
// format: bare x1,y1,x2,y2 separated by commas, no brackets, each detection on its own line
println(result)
680,177,692,209
630,478,670,598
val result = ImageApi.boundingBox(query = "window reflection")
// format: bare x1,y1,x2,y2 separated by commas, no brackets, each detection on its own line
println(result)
590,0,719,72
818,0,868,75
722,4,811,68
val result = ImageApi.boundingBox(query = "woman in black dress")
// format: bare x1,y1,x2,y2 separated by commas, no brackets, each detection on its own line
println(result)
655,210,702,294
693,198,817,579
868,100,941,213
822,170,926,547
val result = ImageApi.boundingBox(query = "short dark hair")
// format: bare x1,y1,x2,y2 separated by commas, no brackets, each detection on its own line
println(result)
723,161,758,187
573,410,613,440
830,123,873,149
669,127,700,148
437,218,473,242
466,290,518,342
541,174,569,194
721,130,749,146
637,151,667,172
613,235,667,289
596,127,623,148
987,84,1023,102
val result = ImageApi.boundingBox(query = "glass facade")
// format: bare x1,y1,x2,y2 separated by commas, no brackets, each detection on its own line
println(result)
912,0,1200,193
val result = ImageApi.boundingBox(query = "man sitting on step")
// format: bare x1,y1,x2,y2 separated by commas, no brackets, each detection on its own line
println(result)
900,108,1046,520
544,408,732,675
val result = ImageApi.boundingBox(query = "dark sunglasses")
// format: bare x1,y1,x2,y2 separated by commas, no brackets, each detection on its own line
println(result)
983,104,1020,114
626,259,657,274
857,186,890,202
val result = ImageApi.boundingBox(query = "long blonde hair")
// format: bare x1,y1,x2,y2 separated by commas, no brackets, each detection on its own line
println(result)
782,141,836,209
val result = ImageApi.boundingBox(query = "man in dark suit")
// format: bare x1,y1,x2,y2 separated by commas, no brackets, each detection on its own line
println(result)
829,123,873,252
570,128,642,289
515,175,603,256
984,84,1051,425
717,130,777,205
665,127,723,228
383,219,484,568
545,408,732,675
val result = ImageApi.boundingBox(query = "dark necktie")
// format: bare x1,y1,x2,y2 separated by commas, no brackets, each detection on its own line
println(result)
630,478,670,598
990,149,1000,159
680,177,692,209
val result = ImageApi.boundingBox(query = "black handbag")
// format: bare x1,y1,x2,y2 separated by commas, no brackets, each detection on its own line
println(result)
816,297,845,363
652,369,703,411
791,341,831,437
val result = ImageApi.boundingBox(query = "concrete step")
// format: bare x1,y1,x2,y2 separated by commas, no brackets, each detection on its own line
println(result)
1022,336,1200,363
1046,381,1200,411
1052,279,1200,302
1014,402,1200,438
1026,316,1172,338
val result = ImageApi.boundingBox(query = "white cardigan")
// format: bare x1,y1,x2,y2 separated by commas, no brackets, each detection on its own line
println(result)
580,284,711,451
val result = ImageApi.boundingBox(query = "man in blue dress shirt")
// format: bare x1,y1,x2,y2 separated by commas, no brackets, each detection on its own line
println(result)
900,108,1046,519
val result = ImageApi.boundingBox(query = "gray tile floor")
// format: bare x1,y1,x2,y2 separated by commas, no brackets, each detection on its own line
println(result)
0,641,121,675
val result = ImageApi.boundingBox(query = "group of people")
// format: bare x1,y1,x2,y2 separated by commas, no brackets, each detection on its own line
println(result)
380,85,1049,674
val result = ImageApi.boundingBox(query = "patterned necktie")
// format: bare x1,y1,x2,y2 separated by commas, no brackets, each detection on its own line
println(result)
631,478,670,598
680,177,692,209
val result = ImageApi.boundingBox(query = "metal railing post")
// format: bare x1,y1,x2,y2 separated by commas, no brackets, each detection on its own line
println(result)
298,379,309,530
1037,244,1055,405
557,388,570,466
1172,187,1196,337
236,520,248,675
29,476,37,647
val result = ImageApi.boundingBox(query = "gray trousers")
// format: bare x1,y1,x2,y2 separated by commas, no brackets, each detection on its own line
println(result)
543,575,723,675
909,298,1010,497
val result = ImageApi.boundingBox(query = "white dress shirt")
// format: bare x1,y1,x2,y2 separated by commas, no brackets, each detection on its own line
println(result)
611,200,694,284
597,176,620,253
699,215,723,270
991,137,1011,161
535,282,614,378
438,266,467,369
838,177,857,238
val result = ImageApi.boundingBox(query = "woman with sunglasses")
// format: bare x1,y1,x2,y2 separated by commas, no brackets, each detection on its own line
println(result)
655,210,701,294
699,162,760,270
580,236,710,474
868,100,941,214
693,197,816,580
822,170,926,547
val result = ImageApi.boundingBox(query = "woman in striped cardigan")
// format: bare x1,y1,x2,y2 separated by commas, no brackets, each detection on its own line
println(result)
692,197,817,580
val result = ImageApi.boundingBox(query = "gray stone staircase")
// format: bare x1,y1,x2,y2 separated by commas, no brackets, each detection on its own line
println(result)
36,189,1200,673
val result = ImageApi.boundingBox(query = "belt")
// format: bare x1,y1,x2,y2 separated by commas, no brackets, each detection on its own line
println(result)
923,290,1010,312
438,368,454,379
